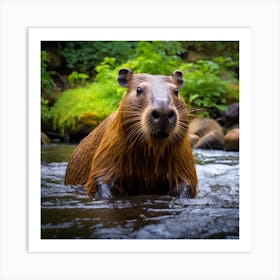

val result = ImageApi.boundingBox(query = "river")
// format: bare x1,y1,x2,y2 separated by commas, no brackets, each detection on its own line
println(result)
41,144,239,239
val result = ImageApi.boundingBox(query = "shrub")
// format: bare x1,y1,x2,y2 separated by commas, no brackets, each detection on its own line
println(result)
121,41,183,75
59,41,137,74
41,51,55,93
68,71,89,87
51,58,125,135
180,59,238,117
41,97,52,130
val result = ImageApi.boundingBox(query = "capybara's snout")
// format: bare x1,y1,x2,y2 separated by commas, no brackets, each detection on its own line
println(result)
148,99,177,138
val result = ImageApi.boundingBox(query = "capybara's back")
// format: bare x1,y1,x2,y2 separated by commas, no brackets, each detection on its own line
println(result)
64,69,197,199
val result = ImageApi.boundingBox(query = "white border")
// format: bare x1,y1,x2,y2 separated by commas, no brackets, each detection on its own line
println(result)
28,27,252,253
1,1,279,279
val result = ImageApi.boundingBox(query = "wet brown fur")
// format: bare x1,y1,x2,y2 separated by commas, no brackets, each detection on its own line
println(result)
64,71,197,197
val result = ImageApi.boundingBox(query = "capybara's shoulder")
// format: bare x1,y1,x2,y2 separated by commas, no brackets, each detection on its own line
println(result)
64,112,115,186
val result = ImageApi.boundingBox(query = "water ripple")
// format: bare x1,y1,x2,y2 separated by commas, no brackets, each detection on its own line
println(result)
41,145,239,239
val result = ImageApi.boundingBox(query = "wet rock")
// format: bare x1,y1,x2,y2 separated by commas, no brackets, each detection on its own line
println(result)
188,118,224,150
69,112,103,143
224,128,239,151
225,102,239,123
188,133,200,147
217,102,239,129
41,131,51,145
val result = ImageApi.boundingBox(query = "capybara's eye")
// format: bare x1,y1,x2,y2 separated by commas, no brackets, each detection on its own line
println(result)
174,88,179,96
136,87,143,95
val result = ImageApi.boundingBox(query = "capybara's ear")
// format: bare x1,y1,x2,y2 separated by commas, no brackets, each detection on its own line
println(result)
118,68,133,87
172,70,184,88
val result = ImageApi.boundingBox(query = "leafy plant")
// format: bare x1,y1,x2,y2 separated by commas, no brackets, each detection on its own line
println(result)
122,41,183,75
41,51,53,93
51,58,125,135
41,97,52,129
180,59,238,117
59,41,137,74
41,50,58,94
68,71,89,87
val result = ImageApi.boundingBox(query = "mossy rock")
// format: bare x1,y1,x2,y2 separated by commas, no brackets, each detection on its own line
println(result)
70,112,105,142
41,131,51,145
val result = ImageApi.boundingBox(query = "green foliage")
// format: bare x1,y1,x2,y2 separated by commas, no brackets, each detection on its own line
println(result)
122,41,183,74
51,58,125,135
41,97,52,128
49,41,239,136
59,41,137,74
68,71,89,86
41,51,55,93
212,56,238,79
180,59,238,116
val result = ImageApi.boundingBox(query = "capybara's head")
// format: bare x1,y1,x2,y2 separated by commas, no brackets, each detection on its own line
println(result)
117,68,188,145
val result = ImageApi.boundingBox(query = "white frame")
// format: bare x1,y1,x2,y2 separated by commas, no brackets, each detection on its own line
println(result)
28,27,252,253
1,0,279,279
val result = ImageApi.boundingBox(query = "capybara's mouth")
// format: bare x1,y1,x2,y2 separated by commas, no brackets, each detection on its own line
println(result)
151,132,169,138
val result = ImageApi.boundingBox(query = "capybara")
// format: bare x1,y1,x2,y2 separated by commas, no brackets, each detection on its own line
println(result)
188,118,224,150
64,69,197,199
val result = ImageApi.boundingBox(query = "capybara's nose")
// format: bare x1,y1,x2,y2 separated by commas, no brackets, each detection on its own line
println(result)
150,106,177,138
150,107,177,126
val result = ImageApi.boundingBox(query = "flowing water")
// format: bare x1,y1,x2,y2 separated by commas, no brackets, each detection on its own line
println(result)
41,144,239,239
